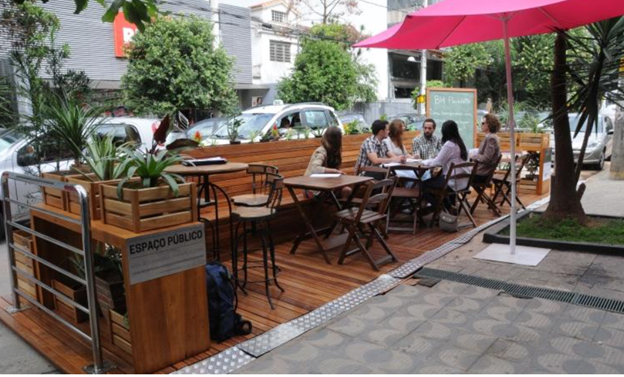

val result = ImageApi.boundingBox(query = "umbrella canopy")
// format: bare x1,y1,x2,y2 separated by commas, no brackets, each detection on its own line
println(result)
356,0,624,257
355,0,624,49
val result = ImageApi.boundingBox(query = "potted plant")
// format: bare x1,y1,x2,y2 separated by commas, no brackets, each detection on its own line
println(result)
248,130,261,143
271,123,280,140
99,147,197,233
227,118,243,145
66,134,132,219
260,132,271,143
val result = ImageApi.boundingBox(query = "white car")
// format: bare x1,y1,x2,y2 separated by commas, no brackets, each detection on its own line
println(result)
0,117,160,235
208,103,343,144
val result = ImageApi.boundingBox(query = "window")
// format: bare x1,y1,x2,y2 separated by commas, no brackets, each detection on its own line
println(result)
271,10,286,23
270,40,291,63
96,124,142,145
303,110,329,129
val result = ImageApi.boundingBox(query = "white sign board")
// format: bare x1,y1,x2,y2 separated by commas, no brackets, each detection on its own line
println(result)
126,224,206,285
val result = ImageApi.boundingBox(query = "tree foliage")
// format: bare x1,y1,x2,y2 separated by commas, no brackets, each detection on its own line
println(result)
278,23,377,111
121,16,238,118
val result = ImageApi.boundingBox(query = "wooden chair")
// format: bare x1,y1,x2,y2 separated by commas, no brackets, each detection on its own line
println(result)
231,173,284,309
470,154,503,216
385,165,422,234
231,164,279,207
425,161,478,228
334,178,398,271
492,154,530,210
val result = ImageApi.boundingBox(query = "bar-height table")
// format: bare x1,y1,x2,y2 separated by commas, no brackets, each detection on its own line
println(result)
284,175,373,264
166,162,248,259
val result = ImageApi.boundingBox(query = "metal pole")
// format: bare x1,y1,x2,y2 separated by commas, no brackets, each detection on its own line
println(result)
76,185,104,374
503,18,517,255
2,172,21,311
419,0,429,116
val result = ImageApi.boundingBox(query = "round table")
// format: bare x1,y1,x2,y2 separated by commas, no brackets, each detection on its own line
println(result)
166,162,248,260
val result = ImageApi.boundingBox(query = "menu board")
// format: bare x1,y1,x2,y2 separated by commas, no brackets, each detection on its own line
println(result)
426,88,478,148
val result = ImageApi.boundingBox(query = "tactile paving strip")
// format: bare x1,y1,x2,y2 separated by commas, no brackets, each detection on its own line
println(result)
237,323,304,357
173,347,254,374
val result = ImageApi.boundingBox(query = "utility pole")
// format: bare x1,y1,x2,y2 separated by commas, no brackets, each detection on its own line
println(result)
418,0,428,116
611,79,624,180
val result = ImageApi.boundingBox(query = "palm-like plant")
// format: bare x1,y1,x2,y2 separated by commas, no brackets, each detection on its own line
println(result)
78,134,133,181
116,147,185,199
44,93,107,167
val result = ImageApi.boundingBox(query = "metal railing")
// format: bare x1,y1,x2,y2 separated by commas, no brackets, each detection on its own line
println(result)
1,172,113,373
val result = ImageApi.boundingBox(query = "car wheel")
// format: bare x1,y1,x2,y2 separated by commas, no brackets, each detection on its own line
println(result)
596,151,605,171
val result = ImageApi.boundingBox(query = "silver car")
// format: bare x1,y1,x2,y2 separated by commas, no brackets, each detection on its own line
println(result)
570,113,614,170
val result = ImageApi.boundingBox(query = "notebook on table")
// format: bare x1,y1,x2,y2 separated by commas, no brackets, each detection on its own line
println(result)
182,157,228,166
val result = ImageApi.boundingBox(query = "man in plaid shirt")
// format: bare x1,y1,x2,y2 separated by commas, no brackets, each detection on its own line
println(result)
412,118,442,160
355,120,405,176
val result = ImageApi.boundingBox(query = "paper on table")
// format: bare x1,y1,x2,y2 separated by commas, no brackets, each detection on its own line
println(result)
310,173,341,178
382,162,401,167
406,159,422,163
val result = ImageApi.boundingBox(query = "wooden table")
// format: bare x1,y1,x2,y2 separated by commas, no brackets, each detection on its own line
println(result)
166,162,248,259
284,175,372,264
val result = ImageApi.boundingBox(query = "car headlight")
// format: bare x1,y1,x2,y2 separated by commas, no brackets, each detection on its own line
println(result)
587,140,600,151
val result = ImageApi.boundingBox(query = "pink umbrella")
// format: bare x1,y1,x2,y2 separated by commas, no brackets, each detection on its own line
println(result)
356,0,624,256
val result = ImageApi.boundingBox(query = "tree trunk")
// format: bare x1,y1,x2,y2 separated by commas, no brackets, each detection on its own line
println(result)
611,78,624,180
542,31,587,224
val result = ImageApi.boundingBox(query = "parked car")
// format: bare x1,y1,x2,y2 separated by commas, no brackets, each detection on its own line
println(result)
186,117,227,140
338,112,368,132
0,117,160,236
209,103,343,144
388,113,426,130
570,113,614,170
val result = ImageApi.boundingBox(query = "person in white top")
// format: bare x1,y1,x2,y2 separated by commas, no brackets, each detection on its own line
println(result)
422,120,471,206
383,119,415,159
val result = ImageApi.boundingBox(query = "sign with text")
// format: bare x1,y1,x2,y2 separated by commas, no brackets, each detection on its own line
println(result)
126,224,206,285
113,12,137,58
426,88,478,148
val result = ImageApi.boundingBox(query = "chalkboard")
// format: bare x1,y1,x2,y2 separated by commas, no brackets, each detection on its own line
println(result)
426,88,477,148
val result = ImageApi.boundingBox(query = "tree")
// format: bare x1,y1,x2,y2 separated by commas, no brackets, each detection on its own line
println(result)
297,0,360,24
443,43,492,85
10,0,158,31
121,16,238,118
544,18,624,223
278,23,377,110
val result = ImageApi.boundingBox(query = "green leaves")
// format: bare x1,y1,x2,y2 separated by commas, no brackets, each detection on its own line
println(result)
120,16,237,116
116,147,185,199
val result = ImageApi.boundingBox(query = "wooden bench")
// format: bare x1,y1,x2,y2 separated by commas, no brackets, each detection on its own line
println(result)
186,131,421,256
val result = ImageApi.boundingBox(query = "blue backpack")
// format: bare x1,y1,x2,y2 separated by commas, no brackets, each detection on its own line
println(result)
205,262,252,342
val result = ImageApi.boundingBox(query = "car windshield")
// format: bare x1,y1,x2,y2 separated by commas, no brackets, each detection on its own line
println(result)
569,115,604,133
213,113,275,139
0,130,23,154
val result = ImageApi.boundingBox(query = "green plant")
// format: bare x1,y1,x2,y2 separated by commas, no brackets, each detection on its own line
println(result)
68,243,122,279
312,127,325,138
284,128,294,141
43,93,108,167
116,147,185,199
248,130,261,143
379,113,388,121
227,118,243,142
518,112,541,133
271,123,280,139
77,134,132,181
344,120,361,135
302,127,312,140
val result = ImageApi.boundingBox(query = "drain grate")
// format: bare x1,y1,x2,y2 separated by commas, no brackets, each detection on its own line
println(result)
414,267,624,314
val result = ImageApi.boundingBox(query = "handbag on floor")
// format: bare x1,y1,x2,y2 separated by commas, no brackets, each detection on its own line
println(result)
439,212,458,232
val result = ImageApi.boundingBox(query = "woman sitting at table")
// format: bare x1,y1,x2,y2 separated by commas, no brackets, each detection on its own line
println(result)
472,113,501,183
383,119,415,159
304,126,351,198
422,120,470,204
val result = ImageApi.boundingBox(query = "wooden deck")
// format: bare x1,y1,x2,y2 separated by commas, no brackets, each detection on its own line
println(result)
0,191,547,374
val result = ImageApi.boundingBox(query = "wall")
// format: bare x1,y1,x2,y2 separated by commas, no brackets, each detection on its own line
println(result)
219,3,252,85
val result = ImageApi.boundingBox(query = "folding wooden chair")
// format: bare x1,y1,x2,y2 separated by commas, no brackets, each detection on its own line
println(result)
385,165,422,234
426,161,478,228
470,154,503,216
231,164,279,207
334,178,398,271
492,154,530,210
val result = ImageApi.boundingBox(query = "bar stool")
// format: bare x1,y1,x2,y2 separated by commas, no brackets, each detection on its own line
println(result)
231,164,279,207
231,173,284,309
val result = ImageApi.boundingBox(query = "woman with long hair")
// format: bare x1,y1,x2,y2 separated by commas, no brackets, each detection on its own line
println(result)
422,120,471,193
383,119,415,159
304,126,351,198
472,113,502,183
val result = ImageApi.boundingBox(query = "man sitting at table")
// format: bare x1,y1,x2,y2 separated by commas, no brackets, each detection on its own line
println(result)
412,118,442,160
355,119,405,179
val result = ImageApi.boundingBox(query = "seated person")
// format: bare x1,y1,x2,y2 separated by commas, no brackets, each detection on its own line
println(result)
355,119,405,179
384,119,417,180
280,117,291,129
472,114,502,184
304,126,351,198
412,118,442,160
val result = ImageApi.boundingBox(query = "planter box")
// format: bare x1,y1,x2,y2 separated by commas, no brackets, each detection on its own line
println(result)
100,182,197,233
483,211,624,255
52,279,88,324
41,172,69,210
66,174,119,220
477,132,550,151
12,230,37,306
110,309,132,355
95,270,126,324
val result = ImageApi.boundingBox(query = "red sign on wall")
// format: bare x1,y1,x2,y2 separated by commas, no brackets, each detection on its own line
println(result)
113,12,138,58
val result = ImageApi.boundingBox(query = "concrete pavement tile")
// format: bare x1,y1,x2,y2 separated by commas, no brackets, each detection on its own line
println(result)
513,308,557,330
403,302,444,320
445,329,497,353
431,280,471,295
363,293,411,311
468,355,525,374
361,315,425,347
301,328,351,349
428,308,473,326
460,285,500,301
410,320,454,340
384,284,428,300
271,342,337,364
326,315,368,337
594,326,624,349
317,358,386,374
485,338,533,363
446,295,490,314
233,355,294,374
572,359,620,374
428,346,482,371
421,291,458,307
471,318,542,344
565,305,606,324
479,303,524,322
428,263,463,273
413,362,464,374
342,339,420,373
524,297,568,315
488,294,531,310
344,301,396,322
548,251,597,268
529,353,581,374
551,319,600,341
391,333,447,357
602,312,624,331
